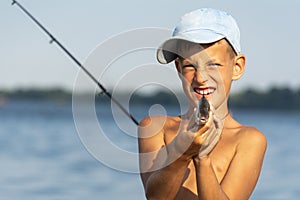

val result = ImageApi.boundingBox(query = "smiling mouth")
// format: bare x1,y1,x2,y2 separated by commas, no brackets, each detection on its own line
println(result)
194,87,215,95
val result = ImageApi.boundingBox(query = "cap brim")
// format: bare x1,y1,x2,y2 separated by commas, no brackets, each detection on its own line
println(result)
157,31,225,64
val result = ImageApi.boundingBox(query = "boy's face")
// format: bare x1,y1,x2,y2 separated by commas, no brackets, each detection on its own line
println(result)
175,39,245,110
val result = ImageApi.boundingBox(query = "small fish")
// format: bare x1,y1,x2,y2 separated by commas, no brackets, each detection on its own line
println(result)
195,95,210,125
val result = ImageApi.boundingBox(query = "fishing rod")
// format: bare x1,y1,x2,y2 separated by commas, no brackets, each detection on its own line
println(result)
11,0,139,125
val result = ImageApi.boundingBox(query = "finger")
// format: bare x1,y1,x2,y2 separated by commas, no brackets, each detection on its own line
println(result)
197,122,216,146
213,112,225,129
204,124,217,144
209,103,216,114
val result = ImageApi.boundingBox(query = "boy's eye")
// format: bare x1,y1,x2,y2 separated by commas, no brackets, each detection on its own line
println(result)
208,63,216,66
182,65,196,73
207,62,221,68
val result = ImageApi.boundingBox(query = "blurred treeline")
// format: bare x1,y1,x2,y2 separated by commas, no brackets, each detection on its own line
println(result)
229,87,300,110
0,86,299,110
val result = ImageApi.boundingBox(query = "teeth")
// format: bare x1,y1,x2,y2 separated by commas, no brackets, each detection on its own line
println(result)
208,88,214,93
196,88,215,95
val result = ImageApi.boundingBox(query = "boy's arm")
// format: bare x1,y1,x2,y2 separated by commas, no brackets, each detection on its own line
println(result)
193,127,267,200
138,116,191,200
138,114,214,199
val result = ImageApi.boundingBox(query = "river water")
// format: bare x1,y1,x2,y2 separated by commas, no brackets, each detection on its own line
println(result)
0,100,299,199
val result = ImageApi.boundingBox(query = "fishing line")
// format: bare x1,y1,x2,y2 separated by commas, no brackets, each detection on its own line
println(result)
11,0,139,125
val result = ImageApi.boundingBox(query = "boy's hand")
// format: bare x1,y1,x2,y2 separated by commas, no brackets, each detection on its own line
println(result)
172,110,214,160
171,104,224,160
198,110,223,158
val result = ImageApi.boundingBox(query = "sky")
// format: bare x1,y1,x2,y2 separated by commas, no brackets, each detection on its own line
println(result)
1,0,300,93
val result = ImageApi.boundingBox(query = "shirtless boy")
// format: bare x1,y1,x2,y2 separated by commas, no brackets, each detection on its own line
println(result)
138,8,267,200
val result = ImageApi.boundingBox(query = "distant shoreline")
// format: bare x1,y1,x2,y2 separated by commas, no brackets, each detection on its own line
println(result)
0,86,299,110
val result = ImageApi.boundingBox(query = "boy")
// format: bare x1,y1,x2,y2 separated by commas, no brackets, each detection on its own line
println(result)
138,8,267,200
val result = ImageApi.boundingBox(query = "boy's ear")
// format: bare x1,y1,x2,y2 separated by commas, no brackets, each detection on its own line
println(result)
232,54,246,81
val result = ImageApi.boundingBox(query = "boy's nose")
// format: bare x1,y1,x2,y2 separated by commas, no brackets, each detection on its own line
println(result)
194,69,208,84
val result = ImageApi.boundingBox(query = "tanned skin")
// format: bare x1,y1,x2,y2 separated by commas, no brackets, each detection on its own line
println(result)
138,39,267,200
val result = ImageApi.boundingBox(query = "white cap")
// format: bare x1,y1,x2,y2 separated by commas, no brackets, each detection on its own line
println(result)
157,8,241,64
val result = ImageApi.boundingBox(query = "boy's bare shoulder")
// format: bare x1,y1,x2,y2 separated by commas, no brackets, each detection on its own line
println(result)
138,115,180,137
138,115,180,153
235,124,267,150
139,115,180,128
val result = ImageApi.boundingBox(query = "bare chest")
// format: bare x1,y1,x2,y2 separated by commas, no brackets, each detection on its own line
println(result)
180,136,237,195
